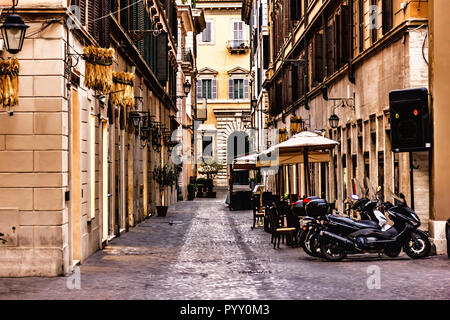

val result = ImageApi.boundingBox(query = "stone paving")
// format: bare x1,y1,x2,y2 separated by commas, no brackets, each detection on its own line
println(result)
0,191,449,300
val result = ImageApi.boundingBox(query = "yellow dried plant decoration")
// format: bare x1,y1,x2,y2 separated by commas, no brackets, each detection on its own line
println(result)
0,58,20,108
279,128,287,142
110,72,135,108
290,116,303,135
82,46,114,93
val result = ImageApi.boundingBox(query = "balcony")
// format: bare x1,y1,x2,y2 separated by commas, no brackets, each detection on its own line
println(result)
227,40,249,53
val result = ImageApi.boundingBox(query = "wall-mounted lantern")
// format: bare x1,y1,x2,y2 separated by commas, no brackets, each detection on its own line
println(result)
0,1,29,54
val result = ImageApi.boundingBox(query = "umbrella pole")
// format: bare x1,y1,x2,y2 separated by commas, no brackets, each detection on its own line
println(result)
288,165,293,208
296,163,301,199
304,149,311,197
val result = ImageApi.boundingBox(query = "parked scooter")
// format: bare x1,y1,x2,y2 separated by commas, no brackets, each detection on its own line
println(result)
319,193,431,261
298,194,388,258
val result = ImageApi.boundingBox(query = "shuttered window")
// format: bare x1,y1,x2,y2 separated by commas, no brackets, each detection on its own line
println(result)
87,0,110,47
290,0,301,21
263,35,270,69
229,79,248,100
70,0,86,25
382,0,393,34
312,33,324,84
359,0,364,53
198,80,217,100
156,31,168,84
340,5,350,66
231,21,244,48
371,0,378,43
202,22,212,42
326,19,335,76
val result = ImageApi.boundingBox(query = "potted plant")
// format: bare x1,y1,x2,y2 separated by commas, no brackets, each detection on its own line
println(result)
196,177,207,197
198,160,222,198
187,183,197,200
152,164,176,217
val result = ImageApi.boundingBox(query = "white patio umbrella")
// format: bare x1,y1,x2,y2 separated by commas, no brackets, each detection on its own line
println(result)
257,131,339,196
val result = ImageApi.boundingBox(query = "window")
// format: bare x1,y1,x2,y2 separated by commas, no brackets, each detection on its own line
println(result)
231,21,244,48
359,0,364,53
370,0,378,44
382,0,393,34
229,78,249,100
201,21,213,43
202,136,213,158
197,79,217,99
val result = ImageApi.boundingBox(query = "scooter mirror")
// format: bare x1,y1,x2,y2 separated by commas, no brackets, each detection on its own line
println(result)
351,194,360,200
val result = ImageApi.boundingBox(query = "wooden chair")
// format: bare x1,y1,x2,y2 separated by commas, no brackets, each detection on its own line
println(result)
267,205,296,249
251,193,265,229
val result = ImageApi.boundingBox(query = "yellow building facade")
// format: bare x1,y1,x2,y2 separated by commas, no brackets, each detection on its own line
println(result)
196,0,251,186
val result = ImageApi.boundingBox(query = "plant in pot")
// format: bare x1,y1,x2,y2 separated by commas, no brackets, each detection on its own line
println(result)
196,177,207,198
152,164,176,217
198,159,222,198
187,183,197,200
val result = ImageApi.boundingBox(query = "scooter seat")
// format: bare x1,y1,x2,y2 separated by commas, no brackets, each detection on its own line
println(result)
329,215,379,229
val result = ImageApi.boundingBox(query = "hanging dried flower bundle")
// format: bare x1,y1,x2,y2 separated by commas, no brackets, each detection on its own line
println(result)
82,46,114,93
279,128,287,142
290,116,303,135
0,58,20,108
110,72,135,108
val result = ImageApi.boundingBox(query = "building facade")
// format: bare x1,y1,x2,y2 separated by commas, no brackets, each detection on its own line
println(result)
263,0,443,250
242,0,270,154
0,0,202,276
196,0,252,187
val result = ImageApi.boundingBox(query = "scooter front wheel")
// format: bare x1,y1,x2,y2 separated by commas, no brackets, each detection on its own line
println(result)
403,231,431,259
320,239,347,262
301,228,322,258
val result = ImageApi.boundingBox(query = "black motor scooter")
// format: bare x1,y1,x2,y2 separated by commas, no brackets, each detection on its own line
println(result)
298,195,387,258
319,193,431,261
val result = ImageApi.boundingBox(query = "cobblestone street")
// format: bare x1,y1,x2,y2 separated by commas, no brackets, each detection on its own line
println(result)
0,192,449,300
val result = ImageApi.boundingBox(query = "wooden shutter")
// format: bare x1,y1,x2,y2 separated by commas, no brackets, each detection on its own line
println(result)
263,35,270,69
156,31,168,84
212,79,217,99
334,14,341,71
313,33,324,84
79,0,86,25
101,0,111,48
244,79,249,99
120,0,128,30
202,22,211,42
382,0,393,34
359,0,364,53
229,79,234,99
326,20,335,76
197,80,202,99
340,5,350,67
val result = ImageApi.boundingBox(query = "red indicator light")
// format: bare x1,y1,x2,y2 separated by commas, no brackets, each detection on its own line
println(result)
413,109,419,116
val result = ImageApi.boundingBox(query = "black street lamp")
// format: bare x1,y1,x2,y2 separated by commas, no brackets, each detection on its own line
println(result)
183,79,191,96
1,1,29,54
328,114,340,129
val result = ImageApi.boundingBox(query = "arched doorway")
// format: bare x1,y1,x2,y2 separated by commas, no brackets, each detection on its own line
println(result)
227,131,249,185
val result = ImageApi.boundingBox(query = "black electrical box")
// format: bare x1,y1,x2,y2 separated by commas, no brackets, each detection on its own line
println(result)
389,87,431,152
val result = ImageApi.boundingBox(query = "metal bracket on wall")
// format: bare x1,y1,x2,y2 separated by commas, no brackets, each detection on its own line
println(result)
128,30,162,41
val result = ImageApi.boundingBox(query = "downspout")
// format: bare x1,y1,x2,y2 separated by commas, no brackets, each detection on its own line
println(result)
348,0,355,83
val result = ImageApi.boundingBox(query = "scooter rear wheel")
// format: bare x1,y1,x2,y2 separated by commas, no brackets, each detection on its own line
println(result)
320,239,347,261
